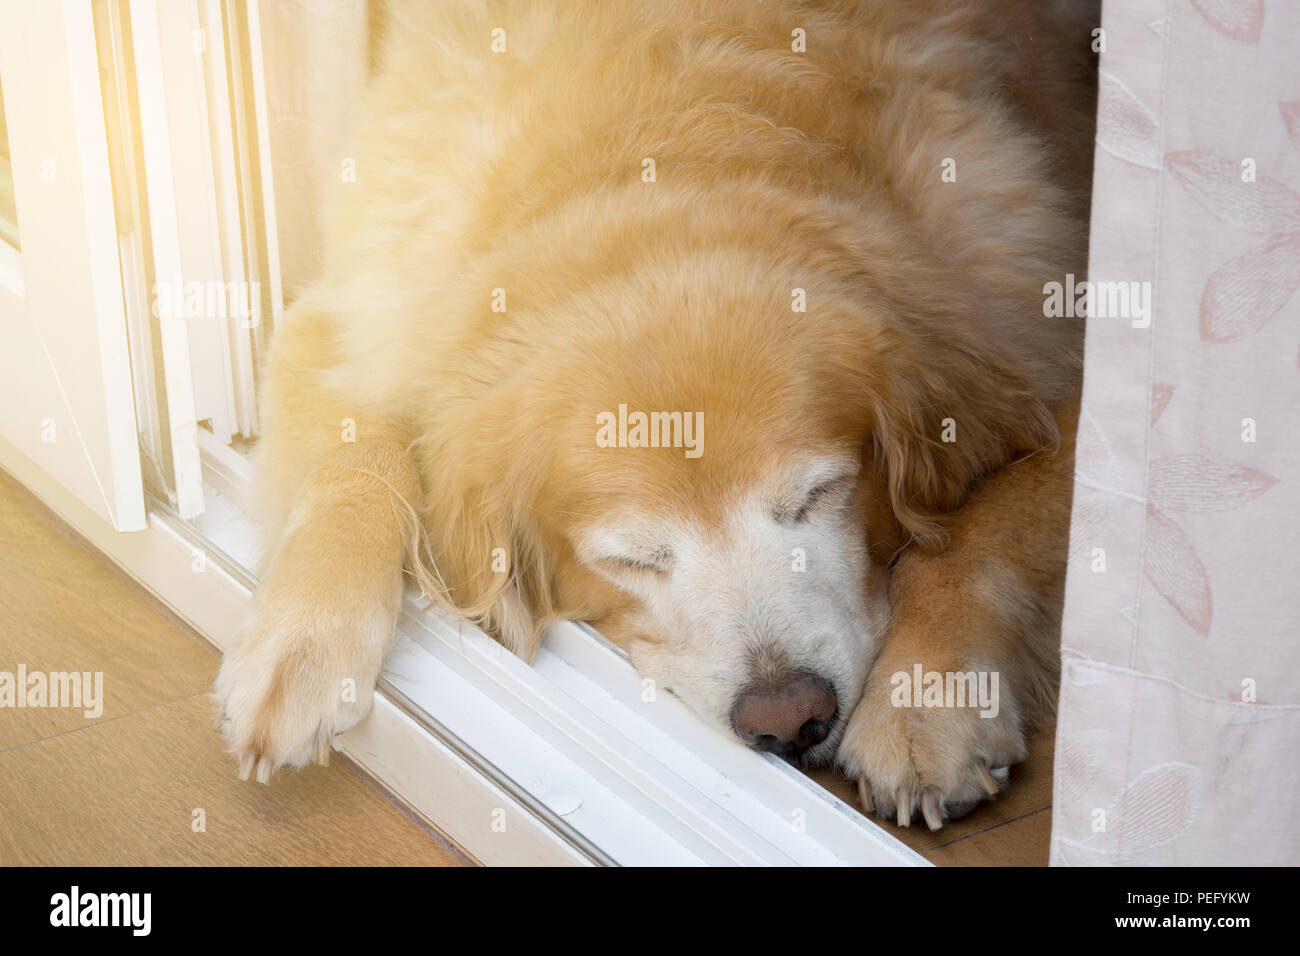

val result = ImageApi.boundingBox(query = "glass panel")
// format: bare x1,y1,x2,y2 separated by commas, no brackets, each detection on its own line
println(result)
0,77,18,249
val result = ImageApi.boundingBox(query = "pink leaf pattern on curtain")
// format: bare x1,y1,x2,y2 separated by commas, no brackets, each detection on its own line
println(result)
1191,0,1265,42
1145,505,1214,634
1057,729,1110,804
1097,70,1161,169
1200,232,1300,342
1165,152,1300,233
1143,455,1276,634
1068,488,1111,566
1111,763,1202,853
1281,102,1300,151
1149,455,1278,512
1150,383,1174,425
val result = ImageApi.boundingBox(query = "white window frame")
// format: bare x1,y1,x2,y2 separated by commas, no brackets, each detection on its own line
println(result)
0,0,146,533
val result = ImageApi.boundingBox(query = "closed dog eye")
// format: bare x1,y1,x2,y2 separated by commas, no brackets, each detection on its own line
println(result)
599,550,674,575
793,480,845,522
776,477,853,524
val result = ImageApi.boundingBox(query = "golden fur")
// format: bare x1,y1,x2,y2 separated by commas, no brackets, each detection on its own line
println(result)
216,0,1097,826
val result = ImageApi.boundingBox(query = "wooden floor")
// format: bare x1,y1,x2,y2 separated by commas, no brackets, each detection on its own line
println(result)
0,469,1052,866
0,473,469,867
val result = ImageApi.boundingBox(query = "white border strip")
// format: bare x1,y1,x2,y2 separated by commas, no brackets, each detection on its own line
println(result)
126,0,205,518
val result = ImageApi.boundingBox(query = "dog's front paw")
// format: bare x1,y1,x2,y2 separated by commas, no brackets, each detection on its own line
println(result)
214,600,397,783
836,663,1025,830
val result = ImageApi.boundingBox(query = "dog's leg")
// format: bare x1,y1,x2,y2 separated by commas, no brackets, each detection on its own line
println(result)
838,400,1078,829
214,311,420,781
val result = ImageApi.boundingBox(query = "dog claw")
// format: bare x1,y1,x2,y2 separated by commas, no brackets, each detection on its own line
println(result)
921,790,944,831
977,764,1000,797
313,735,331,767
254,756,273,785
236,753,254,782
895,787,912,826
856,778,874,814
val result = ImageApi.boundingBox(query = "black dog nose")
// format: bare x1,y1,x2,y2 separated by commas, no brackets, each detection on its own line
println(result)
731,673,837,757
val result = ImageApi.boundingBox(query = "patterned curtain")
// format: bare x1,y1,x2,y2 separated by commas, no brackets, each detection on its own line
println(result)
1053,0,1300,865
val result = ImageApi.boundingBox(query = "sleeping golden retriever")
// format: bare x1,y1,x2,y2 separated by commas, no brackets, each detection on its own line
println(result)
215,0,1098,831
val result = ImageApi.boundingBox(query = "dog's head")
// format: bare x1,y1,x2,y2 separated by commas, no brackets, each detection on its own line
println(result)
418,252,1064,764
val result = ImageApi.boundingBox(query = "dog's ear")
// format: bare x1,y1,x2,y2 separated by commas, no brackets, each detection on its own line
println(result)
863,334,1059,551
407,481,554,662
859,436,905,567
